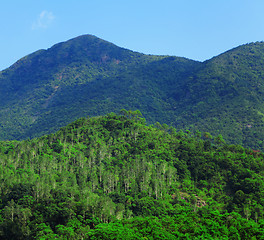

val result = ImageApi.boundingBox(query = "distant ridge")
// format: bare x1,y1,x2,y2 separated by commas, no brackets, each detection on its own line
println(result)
1,35,264,150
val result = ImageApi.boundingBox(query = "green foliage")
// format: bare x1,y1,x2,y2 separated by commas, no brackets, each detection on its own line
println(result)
0,112,263,238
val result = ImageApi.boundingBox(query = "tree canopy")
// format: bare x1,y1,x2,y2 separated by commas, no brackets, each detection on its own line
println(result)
0,111,264,238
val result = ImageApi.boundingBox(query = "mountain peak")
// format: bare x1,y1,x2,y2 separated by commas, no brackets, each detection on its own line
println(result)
44,34,136,65
4,34,139,82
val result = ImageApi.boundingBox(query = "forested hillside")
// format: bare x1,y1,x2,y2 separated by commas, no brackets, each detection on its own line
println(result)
1,111,264,239
1,35,264,150
0,34,199,141
177,42,264,150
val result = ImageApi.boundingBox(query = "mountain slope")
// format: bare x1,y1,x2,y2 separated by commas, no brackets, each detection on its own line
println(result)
171,42,264,149
1,35,264,150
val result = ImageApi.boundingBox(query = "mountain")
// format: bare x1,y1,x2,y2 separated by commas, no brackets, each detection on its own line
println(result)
0,34,199,140
0,112,264,238
1,35,264,150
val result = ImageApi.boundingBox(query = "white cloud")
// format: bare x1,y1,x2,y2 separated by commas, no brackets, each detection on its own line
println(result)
32,11,55,30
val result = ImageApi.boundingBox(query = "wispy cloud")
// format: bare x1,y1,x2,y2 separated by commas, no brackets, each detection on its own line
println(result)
32,11,55,30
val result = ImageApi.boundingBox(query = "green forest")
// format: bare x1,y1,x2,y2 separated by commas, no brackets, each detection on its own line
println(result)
1,110,264,239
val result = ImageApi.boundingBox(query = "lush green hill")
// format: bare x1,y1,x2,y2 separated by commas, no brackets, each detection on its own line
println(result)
0,112,264,239
1,35,264,150
173,42,264,150
0,34,199,141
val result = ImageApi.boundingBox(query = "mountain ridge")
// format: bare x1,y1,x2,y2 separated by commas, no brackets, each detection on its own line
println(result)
1,34,264,150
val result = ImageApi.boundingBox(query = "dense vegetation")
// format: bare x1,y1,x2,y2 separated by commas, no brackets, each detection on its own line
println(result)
1,35,264,151
1,111,264,239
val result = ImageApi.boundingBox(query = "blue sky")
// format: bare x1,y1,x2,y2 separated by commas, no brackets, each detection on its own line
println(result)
1,0,264,70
